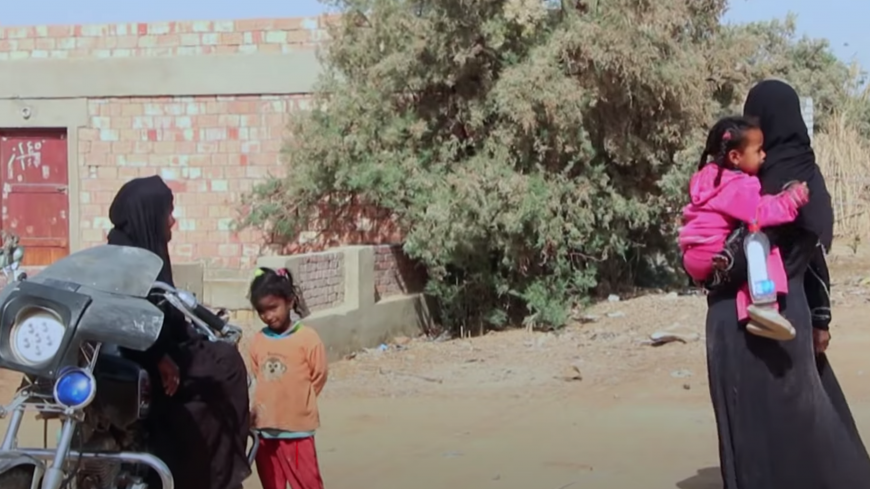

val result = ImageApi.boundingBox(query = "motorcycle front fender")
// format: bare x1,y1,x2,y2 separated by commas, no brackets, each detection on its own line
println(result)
0,452,45,489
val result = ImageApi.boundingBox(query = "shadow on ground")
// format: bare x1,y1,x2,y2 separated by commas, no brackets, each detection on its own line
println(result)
676,467,722,489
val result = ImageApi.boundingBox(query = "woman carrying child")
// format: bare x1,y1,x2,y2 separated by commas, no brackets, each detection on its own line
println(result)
680,115,808,340
249,267,328,489
699,80,870,488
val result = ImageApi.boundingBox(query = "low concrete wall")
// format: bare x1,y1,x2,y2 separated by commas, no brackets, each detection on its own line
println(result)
173,244,431,360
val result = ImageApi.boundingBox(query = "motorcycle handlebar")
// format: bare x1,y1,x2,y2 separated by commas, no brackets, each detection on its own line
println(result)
151,281,241,345
194,304,227,332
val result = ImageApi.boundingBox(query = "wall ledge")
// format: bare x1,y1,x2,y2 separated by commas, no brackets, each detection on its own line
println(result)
0,51,321,99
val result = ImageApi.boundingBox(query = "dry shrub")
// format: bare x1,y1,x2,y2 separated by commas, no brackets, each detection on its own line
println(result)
815,113,870,249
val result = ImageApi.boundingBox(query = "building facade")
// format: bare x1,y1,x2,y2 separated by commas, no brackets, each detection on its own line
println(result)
0,17,327,275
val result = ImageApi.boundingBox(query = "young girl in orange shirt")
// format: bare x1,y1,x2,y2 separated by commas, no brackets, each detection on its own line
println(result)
249,267,327,489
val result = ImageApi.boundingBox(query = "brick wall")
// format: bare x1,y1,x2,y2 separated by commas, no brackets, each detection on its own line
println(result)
374,245,426,299
1,16,428,299
295,251,344,311
78,94,309,269
0,17,329,272
0,18,326,59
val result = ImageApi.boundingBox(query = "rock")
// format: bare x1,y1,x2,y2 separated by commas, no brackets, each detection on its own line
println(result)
663,291,679,299
648,331,699,346
606,311,626,318
671,369,692,379
607,294,621,302
579,314,600,323
557,364,583,382
683,383,691,390
589,331,618,341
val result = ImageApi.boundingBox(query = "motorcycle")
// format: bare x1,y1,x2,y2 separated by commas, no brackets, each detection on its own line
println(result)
0,242,257,489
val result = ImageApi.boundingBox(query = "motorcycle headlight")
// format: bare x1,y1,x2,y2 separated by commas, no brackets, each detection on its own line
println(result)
10,307,66,365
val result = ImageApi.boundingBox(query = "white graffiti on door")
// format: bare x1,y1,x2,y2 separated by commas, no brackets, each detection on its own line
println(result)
6,140,43,181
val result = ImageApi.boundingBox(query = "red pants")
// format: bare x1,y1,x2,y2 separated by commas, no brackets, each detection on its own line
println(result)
255,437,324,489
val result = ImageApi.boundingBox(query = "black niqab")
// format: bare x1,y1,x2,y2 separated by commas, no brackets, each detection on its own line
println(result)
743,79,834,249
107,175,175,284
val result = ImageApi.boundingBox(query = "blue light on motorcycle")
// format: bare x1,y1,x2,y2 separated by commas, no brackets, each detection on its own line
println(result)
53,367,96,409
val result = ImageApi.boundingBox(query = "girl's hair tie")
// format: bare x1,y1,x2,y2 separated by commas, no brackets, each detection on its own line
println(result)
276,268,289,278
722,130,732,141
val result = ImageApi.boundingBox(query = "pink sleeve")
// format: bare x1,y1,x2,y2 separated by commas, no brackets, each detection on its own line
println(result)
707,176,805,227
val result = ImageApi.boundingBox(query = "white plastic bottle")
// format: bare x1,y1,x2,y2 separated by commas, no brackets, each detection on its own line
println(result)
744,222,777,305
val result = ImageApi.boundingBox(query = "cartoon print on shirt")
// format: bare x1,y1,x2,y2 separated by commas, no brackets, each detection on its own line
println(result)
262,357,288,381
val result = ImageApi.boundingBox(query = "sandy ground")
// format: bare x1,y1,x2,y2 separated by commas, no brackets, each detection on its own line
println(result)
4,246,870,489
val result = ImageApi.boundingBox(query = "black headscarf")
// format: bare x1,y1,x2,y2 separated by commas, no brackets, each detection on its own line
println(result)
107,176,175,285
743,79,834,249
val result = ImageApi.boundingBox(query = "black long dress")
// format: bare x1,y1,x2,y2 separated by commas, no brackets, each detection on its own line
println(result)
144,324,252,489
707,266,870,486
106,176,251,489
705,79,870,487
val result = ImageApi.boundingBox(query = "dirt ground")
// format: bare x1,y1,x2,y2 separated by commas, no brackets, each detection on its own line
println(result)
4,246,870,489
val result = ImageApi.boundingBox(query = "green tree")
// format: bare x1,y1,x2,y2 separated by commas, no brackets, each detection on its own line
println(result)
242,0,865,332
716,14,866,131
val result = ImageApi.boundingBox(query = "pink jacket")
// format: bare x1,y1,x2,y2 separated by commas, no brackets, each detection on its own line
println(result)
679,164,808,260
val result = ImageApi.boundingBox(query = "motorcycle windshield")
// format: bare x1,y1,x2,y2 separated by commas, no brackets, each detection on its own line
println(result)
30,245,163,298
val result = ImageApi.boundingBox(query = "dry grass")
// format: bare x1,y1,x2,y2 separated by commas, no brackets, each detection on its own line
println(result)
815,113,870,250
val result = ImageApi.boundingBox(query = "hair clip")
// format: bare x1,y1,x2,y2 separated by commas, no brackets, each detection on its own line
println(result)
722,130,732,141
253,268,265,278
276,268,289,278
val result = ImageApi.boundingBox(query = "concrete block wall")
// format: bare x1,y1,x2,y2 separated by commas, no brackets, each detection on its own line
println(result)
256,245,430,360
179,244,423,313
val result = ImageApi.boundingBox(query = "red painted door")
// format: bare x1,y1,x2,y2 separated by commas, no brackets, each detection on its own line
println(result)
0,130,70,266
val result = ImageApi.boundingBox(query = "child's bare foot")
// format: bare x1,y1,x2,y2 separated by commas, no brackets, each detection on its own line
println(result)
746,304,796,341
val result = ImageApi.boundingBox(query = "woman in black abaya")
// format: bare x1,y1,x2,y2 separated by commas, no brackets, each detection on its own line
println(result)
108,175,252,489
704,79,870,488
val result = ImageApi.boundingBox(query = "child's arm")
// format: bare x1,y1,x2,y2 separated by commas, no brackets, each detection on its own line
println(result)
307,334,328,396
708,176,808,227
248,336,260,425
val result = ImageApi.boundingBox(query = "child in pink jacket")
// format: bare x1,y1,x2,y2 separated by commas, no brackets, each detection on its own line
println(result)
679,116,809,340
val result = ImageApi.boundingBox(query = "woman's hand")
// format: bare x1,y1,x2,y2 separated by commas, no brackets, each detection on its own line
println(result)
813,329,831,355
157,355,181,396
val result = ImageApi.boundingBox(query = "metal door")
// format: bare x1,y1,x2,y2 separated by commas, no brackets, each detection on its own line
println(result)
0,129,70,266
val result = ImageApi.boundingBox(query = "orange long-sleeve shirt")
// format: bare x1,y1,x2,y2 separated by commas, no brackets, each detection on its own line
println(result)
249,323,328,433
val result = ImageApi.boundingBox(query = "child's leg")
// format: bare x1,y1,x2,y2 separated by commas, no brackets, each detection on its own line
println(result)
745,249,795,340
282,437,325,489
255,439,290,489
